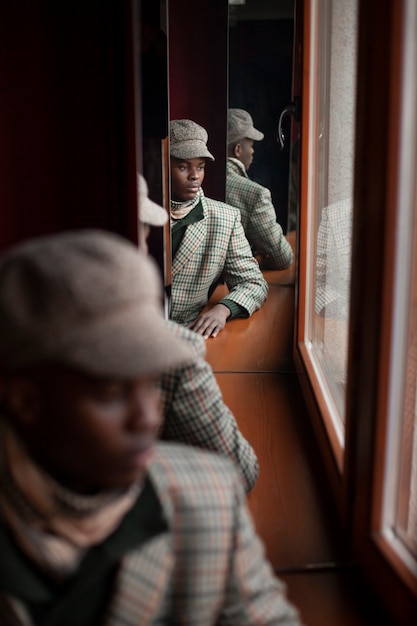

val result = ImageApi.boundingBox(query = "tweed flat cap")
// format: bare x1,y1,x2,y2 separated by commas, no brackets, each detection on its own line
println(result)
0,230,194,376
170,119,215,161
227,108,264,144
138,173,168,226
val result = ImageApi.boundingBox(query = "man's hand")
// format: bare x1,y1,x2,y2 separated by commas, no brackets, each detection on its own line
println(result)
188,303,231,339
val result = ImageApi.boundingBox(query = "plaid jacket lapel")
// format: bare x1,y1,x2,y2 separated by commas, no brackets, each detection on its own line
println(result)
172,217,207,277
103,532,174,626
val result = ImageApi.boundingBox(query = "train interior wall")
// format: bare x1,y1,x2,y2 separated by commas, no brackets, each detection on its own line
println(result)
0,2,396,624
178,1,394,623
205,245,391,626
0,2,140,251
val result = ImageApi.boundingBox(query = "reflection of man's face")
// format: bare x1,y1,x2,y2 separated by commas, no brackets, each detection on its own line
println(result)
10,364,162,493
235,138,255,171
170,157,206,201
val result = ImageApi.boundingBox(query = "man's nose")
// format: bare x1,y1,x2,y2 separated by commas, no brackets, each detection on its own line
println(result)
126,385,160,432
189,168,199,179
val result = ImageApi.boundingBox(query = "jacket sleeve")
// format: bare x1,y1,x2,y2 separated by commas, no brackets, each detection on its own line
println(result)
147,445,303,625
246,186,294,270
160,323,259,493
315,203,351,319
218,479,304,625
220,210,268,316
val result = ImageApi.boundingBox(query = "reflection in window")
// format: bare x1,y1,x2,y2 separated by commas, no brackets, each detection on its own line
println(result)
311,0,358,423
394,178,417,564
380,0,417,576
398,316,417,557
314,197,352,403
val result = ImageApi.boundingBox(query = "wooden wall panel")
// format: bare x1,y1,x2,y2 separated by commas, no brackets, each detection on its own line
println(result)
205,283,296,373
0,1,139,251
216,372,349,569
168,0,228,202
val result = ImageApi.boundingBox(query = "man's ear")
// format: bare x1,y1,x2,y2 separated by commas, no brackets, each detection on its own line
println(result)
3,377,42,427
234,143,242,159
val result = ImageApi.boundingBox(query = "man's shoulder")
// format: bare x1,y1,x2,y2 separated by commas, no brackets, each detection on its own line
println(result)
201,194,240,219
227,170,267,197
226,157,246,178
322,197,353,224
153,441,238,473
149,444,243,520
151,442,241,497
165,320,206,356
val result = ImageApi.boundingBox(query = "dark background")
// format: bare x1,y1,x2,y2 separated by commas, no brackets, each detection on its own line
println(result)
228,18,294,233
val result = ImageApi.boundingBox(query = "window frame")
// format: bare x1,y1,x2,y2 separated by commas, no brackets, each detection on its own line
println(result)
347,0,417,617
295,0,352,508
296,0,417,620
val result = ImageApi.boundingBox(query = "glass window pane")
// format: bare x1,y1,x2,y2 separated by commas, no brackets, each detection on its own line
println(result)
392,161,417,565
397,273,417,557
379,0,417,580
383,183,417,577
310,0,358,425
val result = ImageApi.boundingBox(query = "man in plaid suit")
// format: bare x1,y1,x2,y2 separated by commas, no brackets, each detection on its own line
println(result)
138,174,259,493
315,197,352,319
0,230,302,625
169,119,268,339
160,319,259,493
226,109,294,270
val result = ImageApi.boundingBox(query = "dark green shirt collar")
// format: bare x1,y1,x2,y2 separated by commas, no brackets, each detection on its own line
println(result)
0,476,167,624
171,201,204,258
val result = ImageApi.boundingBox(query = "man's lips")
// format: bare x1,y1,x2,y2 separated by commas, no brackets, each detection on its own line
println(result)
125,438,155,468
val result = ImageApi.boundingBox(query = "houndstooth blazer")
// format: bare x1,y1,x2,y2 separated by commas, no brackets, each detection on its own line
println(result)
226,159,294,270
315,198,352,319
160,321,259,493
170,191,268,326
104,443,303,626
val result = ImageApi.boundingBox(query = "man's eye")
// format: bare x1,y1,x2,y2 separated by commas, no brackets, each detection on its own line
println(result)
95,385,126,403
147,377,161,392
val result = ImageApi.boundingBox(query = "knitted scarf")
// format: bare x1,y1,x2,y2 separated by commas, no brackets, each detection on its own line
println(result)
0,419,141,581
170,187,203,221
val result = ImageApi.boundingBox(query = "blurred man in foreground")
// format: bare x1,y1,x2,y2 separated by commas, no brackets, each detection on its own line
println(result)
0,229,302,624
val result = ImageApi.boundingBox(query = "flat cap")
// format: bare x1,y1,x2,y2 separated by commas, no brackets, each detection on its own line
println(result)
227,108,264,144
0,230,194,377
138,173,168,226
170,119,215,161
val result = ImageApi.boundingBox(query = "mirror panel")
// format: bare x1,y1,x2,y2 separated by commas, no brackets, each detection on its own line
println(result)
228,0,295,233
168,0,229,202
